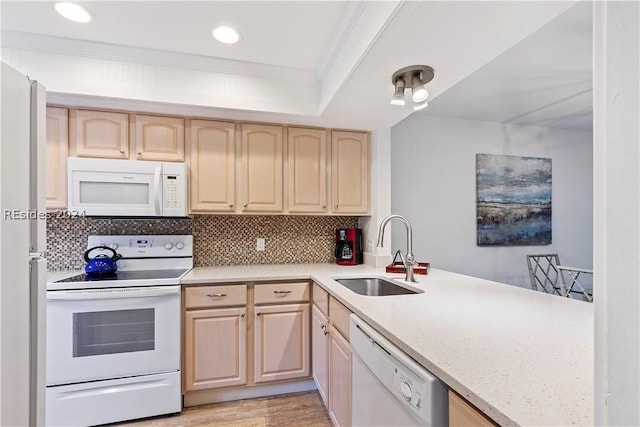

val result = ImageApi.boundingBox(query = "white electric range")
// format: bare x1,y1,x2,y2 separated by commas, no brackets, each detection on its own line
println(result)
46,235,193,427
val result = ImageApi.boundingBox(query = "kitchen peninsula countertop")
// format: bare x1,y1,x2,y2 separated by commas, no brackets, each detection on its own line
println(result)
182,263,594,427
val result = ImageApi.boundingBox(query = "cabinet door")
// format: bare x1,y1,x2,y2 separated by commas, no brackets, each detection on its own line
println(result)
131,114,185,161
287,128,328,213
240,124,283,212
254,303,310,383
449,390,497,427
45,107,68,210
328,326,352,427
184,307,247,391
187,120,236,213
311,304,329,406
331,131,370,214
69,109,129,159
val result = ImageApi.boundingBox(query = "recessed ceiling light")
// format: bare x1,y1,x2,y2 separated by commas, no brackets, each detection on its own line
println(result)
55,2,92,23
212,26,240,44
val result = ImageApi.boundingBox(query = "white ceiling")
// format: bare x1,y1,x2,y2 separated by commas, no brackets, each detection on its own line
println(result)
0,1,590,131
1,1,348,71
419,1,593,132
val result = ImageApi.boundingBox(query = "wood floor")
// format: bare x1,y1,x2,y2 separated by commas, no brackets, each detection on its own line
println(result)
114,391,332,427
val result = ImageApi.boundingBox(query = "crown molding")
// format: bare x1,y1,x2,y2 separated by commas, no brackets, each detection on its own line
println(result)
316,1,368,82
46,92,329,127
1,31,317,83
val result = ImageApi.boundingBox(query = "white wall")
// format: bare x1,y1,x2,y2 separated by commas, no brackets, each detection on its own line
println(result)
593,1,640,424
359,128,393,267
390,115,592,288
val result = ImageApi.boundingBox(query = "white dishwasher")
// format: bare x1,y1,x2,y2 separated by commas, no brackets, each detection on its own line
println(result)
350,315,448,427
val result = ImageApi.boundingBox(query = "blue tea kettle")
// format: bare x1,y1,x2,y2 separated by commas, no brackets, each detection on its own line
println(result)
84,246,122,275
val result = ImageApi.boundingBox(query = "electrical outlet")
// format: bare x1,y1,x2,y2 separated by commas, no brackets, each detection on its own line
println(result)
256,238,265,251
367,238,374,252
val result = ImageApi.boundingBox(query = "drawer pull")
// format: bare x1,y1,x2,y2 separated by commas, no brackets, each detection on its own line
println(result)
206,293,227,297
273,290,292,294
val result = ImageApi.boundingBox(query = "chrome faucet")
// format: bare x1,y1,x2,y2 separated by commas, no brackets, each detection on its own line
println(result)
376,215,418,282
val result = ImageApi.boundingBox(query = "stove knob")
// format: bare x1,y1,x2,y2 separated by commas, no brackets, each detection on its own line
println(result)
164,242,174,250
175,242,185,250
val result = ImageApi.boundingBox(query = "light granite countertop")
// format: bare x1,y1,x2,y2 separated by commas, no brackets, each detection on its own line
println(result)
182,263,594,427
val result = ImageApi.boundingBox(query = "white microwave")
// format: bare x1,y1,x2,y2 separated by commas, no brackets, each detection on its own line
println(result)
68,157,188,217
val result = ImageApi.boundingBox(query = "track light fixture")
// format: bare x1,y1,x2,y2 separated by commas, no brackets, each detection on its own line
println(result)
390,65,434,109
390,77,406,106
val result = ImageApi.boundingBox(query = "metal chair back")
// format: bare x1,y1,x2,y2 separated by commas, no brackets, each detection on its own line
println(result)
557,266,593,302
526,254,565,295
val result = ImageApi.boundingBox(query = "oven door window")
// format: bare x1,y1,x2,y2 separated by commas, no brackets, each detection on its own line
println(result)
74,308,155,357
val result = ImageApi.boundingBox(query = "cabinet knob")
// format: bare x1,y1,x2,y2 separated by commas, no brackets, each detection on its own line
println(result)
119,149,125,154
229,204,234,208
243,203,248,208
335,205,338,209
324,329,329,336
322,205,326,209
137,151,142,155
241,313,245,318
321,324,326,329
256,312,262,316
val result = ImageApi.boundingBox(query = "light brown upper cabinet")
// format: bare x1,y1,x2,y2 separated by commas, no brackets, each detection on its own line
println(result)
331,131,370,214
69,109,129,159
287,128,328,213
45,107,68,210
68,109,184,162
240,124,284,213
130,114,184,162
187,119,236,213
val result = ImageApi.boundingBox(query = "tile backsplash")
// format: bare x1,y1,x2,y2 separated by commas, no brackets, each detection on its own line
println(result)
46,215,359,270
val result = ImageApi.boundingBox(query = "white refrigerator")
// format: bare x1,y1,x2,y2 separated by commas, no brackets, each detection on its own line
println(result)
0,61,47,426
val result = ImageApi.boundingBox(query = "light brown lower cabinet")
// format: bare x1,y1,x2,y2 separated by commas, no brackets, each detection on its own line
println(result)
449,390,498,427
311,283,352,427
311,304,329,404
183,282,311,395
254,303,310,383
184,307,247,391
328,324,351,427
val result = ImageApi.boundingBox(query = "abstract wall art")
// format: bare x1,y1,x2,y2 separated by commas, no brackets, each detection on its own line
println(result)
476,153,552,246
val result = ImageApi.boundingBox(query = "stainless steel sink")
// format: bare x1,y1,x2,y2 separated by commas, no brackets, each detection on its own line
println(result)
333,277,422,296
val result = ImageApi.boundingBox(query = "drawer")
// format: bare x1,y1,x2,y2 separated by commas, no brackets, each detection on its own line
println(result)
254,282,310,304
329,296,352,340
312,282,329,316
184,284,247,309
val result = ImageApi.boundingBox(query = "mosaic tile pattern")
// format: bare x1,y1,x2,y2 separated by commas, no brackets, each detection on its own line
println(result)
46,215,359,270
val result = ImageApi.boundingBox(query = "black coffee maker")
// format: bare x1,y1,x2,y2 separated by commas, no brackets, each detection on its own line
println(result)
335,228,363,265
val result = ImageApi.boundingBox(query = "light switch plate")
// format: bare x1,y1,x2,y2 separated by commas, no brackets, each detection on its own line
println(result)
256,238,265,251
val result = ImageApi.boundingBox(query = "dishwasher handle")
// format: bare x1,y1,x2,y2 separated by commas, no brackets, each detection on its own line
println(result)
355,323,391,356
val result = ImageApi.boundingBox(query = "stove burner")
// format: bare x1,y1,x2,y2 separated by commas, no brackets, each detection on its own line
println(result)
85,272,118,281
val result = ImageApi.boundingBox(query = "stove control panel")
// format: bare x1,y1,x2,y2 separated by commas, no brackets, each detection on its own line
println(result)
88,235,193,258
